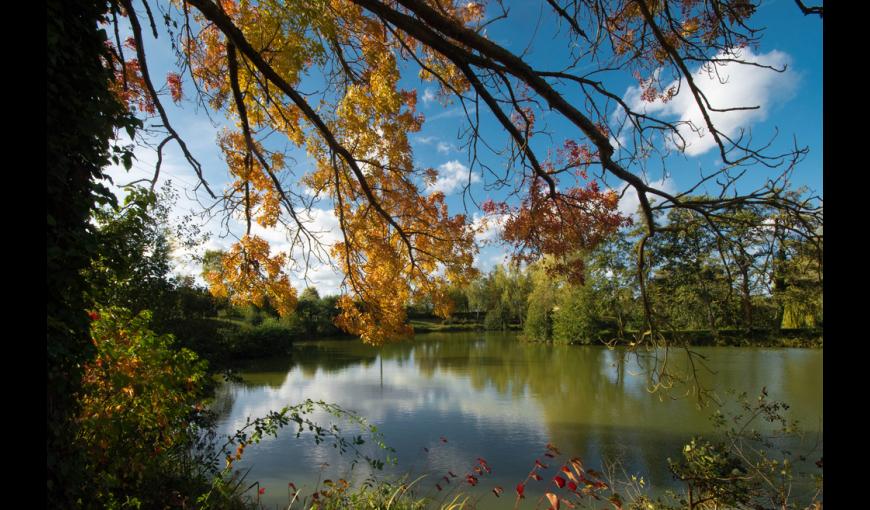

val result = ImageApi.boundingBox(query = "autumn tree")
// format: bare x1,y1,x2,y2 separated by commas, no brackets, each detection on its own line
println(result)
49,1,823,496
94,0,821,349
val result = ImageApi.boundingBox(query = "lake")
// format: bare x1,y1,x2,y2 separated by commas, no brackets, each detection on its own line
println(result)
211,331,823,509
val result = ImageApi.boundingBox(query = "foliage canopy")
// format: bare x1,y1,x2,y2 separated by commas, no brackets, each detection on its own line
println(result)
47,4,822,497
99,0,821,345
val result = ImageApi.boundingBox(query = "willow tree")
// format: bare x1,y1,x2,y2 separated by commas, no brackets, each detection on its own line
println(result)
101,0,821,346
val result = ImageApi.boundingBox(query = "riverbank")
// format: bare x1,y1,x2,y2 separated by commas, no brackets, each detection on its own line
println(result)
412,319,822,348
174,316,821,373
520,327,822,348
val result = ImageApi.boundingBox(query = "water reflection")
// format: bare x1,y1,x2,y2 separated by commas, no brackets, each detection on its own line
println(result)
214,332,822,509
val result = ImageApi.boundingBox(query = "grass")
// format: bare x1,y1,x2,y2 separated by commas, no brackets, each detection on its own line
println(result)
410,317,523,333
614,327,824,347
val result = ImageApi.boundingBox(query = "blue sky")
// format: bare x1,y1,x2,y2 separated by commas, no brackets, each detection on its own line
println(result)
104,0,823,295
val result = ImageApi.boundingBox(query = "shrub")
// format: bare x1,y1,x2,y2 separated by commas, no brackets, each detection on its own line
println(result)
78,307,209,508
552,284,612,344
523,297,553,341
218,319,296,358
483,307,507,330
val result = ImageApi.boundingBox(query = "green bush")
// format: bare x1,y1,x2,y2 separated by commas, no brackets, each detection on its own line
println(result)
222,320,295,358
523,297,552,341
483,307,507,330
552,284,611,344
78,308,211,508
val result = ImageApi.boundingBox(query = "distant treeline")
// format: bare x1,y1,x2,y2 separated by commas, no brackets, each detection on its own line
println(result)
105,187,822,374
408,202,822,346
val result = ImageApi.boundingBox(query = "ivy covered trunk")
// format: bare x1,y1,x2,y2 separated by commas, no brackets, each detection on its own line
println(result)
47,0,136,504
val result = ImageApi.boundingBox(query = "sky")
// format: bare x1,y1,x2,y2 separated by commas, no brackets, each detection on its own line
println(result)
104,0,823,296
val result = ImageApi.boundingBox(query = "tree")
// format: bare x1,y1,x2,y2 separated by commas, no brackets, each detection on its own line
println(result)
648,207,735,333
582,229,643,338
774,226,822,329
47,0,141,503
78,308,209,508
97,0,820,346
552,281,602,344
47,2,823,498
85,186,175,320
523,260,560,341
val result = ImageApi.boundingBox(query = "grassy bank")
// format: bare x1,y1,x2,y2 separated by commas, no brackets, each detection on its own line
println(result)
171,316,821,374
537,327,823,348
410,318,521,333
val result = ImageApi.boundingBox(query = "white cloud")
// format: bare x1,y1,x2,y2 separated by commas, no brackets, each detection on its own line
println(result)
230,209,346,295
472,247,509,272
615,177,677,220
625,48,797,157
290,262,343,296
470,212,508,245
414,135,438,145
427,160,480,195
299,207,342,246
422,88,436,105
413,136,456,154
427,107,468,122
436,141,453,154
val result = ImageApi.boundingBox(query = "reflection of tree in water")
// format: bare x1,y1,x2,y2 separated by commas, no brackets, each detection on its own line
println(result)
404,333,681,483
219,334,821,495
233,355,295,388
403,334,822,491
234,343,383,386
209,379,237,420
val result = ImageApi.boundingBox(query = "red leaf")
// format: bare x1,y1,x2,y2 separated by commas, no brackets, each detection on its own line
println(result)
553,476,566,489
567,481,577,491
609,494,623,510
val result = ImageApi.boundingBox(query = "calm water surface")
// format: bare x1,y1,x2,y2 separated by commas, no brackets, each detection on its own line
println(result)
212,332,822,508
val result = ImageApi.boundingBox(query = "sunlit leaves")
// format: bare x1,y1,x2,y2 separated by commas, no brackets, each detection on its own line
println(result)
106,48,155,115
78,308,207,491
203,235,298,317
182,0,479,342
166,72,183,103
217,130,283,228
486,177,630,283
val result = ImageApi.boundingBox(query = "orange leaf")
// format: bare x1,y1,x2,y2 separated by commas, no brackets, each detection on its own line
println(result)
546,492,560,510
